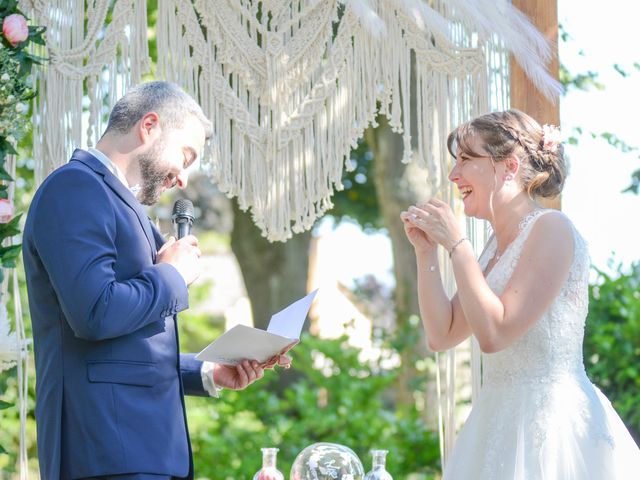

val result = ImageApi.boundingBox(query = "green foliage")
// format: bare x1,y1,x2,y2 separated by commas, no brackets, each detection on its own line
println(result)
0,367,38,475
327,138,384,232
558,64,604,91
585,262,640,444
558,25,604,92
624,169,640,195
184,329,440,479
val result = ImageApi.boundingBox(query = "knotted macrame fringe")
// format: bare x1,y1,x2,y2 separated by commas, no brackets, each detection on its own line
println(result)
156,0,494,241
22,0,555,243
22,0,150,185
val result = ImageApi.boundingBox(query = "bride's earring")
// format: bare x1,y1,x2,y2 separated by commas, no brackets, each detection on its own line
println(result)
505,174,514,182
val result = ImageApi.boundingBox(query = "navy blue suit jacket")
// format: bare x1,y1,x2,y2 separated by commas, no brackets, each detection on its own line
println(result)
22,149,207,479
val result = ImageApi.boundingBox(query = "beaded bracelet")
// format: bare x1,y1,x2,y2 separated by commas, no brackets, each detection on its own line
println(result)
448,237,469,258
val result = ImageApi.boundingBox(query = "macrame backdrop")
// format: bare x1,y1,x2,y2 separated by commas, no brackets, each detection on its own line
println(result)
20,0,150,185
20,0,560,240
154,0,527,242
17,0,560,474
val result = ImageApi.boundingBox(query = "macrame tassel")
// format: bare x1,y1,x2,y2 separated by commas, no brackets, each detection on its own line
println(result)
29,0,150,184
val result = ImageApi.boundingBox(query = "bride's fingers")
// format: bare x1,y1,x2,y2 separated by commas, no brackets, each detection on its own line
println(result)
407,205,430,220
429,197,447,207
400,211,413,222
421,202,441,216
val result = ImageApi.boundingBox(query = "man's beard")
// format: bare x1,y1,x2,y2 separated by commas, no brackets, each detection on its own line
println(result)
136,137,172,206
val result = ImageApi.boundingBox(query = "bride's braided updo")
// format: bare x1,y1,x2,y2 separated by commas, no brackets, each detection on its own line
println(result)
446,109,567,198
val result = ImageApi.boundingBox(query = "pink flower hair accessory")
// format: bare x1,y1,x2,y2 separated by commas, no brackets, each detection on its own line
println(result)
541,124,561,153
2,13,29,47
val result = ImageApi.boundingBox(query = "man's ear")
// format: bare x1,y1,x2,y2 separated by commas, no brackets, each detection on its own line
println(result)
138,112,161,143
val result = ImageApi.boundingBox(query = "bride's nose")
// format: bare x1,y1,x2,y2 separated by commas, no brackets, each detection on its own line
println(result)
449,163,460,183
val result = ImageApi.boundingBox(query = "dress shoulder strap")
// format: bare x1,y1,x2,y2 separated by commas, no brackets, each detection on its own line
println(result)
508,208,560,260
519,208,555,233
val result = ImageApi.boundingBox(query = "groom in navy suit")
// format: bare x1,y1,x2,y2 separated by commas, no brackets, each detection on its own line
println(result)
23,82,276,479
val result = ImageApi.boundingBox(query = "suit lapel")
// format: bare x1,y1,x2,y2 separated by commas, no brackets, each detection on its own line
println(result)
70,149,156,257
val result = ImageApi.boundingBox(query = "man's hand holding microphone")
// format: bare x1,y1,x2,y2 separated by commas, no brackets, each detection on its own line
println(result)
157,199,201,286
157,199,269,389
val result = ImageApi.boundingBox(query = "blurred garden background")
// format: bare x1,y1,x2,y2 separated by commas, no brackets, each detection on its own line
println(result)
1,0,639,479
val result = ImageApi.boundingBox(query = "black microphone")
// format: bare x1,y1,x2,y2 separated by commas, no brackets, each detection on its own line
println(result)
172,199,195,239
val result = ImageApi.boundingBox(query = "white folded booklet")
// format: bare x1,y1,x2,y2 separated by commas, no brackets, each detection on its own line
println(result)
196,289,318,366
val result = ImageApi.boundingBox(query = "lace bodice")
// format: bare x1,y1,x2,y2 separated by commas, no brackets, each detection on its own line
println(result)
478,209,591,387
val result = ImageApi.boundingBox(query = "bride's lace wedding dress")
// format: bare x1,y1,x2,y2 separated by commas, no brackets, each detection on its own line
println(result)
443,209,640,479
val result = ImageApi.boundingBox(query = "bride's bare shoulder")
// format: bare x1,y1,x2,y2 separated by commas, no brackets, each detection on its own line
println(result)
524,210,575,260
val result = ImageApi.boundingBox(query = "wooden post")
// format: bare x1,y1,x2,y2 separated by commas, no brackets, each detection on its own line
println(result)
510,0,561,209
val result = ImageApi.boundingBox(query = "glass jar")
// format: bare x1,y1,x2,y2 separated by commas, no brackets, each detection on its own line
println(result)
252,447,284,480
364,449,393,480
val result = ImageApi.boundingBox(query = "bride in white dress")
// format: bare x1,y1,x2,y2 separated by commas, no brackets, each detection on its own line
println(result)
401,109,640,479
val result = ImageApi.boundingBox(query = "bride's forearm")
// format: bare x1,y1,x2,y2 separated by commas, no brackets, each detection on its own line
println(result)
415,250,455,350
450,241,505,352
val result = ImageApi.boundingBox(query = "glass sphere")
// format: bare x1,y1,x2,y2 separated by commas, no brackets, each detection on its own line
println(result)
290,442,365,480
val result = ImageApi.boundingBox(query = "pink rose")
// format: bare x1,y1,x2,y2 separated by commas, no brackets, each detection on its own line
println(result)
0,198,14,223
541,124,561,153
2,14,29,47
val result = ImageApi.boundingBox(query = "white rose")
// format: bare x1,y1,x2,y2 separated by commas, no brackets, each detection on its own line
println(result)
15,102,26,113
0,73,10,82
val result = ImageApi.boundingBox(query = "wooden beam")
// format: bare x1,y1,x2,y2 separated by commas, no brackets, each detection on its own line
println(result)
510,0,561,209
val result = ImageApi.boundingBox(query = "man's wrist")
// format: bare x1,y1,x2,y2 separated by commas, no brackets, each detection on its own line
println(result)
201,361,223,397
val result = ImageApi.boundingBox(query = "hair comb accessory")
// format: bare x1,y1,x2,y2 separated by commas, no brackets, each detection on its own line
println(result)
541,124,561,152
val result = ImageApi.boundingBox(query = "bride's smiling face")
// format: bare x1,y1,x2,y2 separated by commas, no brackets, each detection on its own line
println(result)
448,135,506,220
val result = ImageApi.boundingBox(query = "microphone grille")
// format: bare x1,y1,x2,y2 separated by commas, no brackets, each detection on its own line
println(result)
172,198,195,220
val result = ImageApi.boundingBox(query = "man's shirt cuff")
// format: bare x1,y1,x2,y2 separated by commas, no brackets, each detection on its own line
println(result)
200,361,222,398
